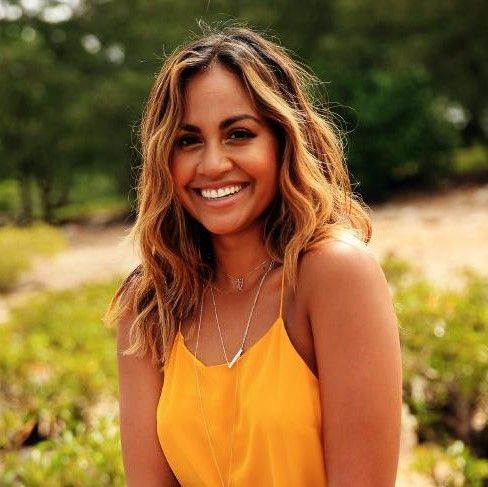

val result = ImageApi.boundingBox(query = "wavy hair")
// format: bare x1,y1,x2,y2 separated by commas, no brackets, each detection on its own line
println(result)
105,22,372,369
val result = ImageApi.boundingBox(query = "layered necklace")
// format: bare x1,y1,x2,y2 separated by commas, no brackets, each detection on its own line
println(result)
192,259,275,486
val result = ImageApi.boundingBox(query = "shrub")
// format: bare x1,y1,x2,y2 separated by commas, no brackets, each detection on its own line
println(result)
0,280,122,482
0,416,124,486
412,441,488,486
382,256,488,459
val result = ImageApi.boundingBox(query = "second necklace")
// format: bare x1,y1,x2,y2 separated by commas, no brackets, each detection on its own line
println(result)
209,260,275,368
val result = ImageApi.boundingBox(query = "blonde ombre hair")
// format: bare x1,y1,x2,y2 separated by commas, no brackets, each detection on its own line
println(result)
105,22,372,369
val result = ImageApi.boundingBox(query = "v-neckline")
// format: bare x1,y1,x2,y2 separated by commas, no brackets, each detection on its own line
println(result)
178,316,283,369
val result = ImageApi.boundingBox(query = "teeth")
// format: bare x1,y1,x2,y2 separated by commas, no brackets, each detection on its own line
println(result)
200,184,243,200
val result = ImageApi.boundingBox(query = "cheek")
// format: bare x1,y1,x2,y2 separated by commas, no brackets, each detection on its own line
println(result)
254,164,279,202
170,157,191,189
262,144,280,185
169,167,190,211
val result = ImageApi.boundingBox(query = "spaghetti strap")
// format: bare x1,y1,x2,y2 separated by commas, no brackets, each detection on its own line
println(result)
279,262,285,319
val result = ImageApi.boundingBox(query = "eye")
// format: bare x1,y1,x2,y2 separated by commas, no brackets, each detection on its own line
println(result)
176,134,200,148
228,129,255,141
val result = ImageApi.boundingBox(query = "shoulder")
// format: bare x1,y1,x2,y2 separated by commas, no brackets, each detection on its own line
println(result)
300,236,402,484
299,232,382,297
298,232,397,342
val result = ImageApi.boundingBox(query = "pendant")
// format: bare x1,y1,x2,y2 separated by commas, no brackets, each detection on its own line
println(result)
235,277,244,291
228,347,243,368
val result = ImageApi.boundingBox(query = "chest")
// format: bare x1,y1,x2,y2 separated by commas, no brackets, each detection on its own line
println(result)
179,270,318,378
158,319,325,487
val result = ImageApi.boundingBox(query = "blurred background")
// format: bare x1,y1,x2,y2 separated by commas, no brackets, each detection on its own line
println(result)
0,0,487,485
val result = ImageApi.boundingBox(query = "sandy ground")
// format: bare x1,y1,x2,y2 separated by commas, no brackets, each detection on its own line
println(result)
369,184,488,290
1,183,487,486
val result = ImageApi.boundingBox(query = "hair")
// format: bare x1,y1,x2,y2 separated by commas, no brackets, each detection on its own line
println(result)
104,21,372,370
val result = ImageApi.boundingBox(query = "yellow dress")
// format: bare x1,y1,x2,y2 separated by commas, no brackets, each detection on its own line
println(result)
157,266,327,486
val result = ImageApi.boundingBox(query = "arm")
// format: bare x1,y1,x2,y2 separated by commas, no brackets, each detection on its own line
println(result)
302,239,402,487
117,292,180,486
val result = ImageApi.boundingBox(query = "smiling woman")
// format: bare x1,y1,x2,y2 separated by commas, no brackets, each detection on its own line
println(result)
171,64,280,236
105,22,402,487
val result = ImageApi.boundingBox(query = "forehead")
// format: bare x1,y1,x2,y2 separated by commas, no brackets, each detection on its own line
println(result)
181,63,259,121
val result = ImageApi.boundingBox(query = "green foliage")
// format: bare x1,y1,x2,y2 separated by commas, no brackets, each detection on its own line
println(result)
0,281,119,445
314,42,459,198
53,198,128,224
0,280,124,484
0,173,130,224
0,180,17,213
1,0,485,214
0,224,66,292
382,256,488,457
1,417,124,486
51,172,129,223
406,0,488,144
412,441,488,486
453,145,488,174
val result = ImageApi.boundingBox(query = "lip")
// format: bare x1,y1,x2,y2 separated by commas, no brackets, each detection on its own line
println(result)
192,183,251,208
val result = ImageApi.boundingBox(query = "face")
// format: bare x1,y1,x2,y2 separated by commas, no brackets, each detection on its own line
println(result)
170,63,280,237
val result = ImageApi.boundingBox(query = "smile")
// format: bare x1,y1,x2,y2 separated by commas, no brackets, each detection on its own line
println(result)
198,184,247,201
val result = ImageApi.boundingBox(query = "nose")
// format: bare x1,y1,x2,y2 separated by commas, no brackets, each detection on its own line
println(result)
196,140,233,178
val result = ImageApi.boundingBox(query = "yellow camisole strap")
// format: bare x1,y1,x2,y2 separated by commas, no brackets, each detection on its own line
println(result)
157,262,327,486
279,260,285,318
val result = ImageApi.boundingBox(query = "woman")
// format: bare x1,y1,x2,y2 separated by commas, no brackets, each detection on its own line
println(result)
107,23,402,486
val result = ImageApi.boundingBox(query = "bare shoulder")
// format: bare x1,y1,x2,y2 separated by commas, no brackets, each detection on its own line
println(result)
299,232,397,342
299,233,383,299
299,234,402,485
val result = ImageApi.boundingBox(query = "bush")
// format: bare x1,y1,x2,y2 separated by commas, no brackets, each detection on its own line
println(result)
0,416,124,487
382,256,488,460
412,441,488,486
0,280,124,484
453,145,488,175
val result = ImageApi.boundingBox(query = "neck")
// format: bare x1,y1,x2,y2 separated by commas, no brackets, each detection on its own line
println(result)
211,225,270,288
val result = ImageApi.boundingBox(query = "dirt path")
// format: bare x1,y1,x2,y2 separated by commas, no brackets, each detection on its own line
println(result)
1,183,486,486
369,183,488,290
0,225,139,323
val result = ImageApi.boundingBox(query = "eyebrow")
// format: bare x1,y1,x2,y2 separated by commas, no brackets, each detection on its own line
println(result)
179,114,263,133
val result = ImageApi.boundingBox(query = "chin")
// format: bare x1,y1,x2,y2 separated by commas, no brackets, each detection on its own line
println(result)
203,214,270,239
202,223,245,237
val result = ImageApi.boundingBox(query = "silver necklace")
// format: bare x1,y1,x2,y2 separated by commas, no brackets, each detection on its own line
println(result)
193,288,237,487
218,258,271,292
209,260,275,368
192,261,274,486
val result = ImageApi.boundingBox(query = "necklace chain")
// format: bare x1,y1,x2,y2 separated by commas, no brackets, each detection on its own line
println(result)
193,260,275,486
210,260,274,367
193,289,231,487
217,258,270,292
